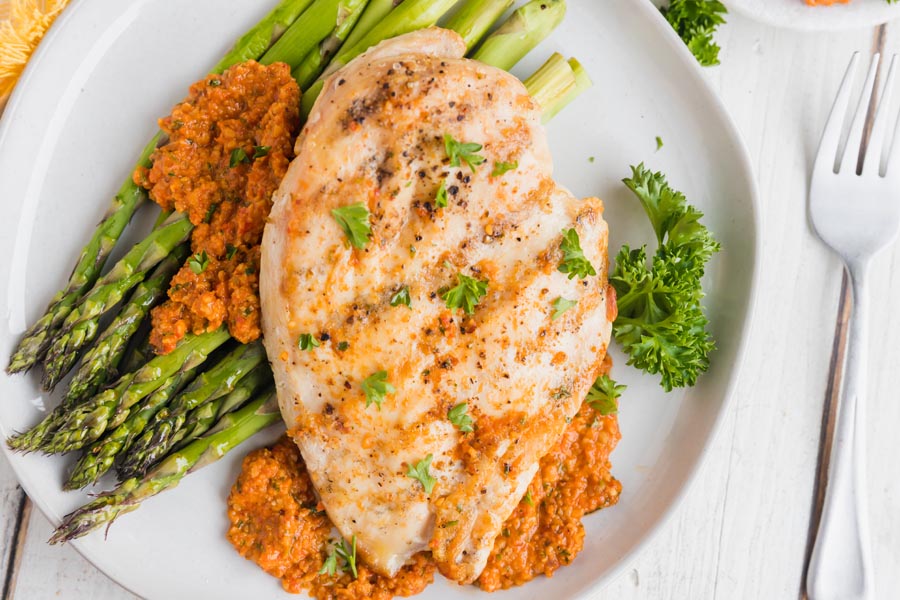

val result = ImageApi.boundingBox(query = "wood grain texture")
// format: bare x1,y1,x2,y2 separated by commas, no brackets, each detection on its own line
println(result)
1,9,899,600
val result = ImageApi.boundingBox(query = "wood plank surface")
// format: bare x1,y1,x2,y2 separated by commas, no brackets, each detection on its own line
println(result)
2,8,900,600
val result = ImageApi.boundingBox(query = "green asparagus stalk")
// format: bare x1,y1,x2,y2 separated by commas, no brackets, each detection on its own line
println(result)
292,0,372,90
64,368,198,490
50,390,280,544
174,366,273,453
470,0,566,71
36,328,231,455
542,57,590,123
6,0,314,376
211,0,316,73
302,0,459,116
445,0,514,51
41,215,193,389
341,0,403,52
63,244,189,406
118,320,153,376
117,341,268,479
261,0,370,68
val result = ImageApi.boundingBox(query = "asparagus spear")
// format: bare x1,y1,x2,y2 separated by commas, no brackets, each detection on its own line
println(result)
341,0,403,52
36,328,231,455
117,341,268,479
261,0,370,68
64,368,198,490
41,215,193,389
542,57,590,123
292,0,372,90
50,390,280,544
118,320,154,376
471,0,566,71
302,0,459,116
63,244,189,406
445,0,514,51
173,366,273,453
5,0,313,375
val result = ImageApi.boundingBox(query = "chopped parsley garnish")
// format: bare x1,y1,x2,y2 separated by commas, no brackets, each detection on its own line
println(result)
585,374,625,416
441,272,488,315
435,180,449,208
551,297,577,320
444,134,486,172
361,370,394,410
661,0,727,67
297,333,320,351
209,78,221,87
523,490,534,506
611,164,719,391
320,536,358,578
656,136,664,151
225,244,237,260
558,228,596,279
229,147,249,167
407,454,436,494
253,145,270,159
390,286,411,308
188,251,209,274
331,203,372,249
337,341,350,351
448,402,474,433
491,161,518,177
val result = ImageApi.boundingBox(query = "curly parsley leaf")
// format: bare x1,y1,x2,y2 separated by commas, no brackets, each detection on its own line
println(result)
585,374,626,416
319,550,339,576
321,536,357,579
558,228,597,280
407,454,437,494
448,402,474,433
444,134,486,172
660,0,727,67
491,161,518,177
435,180,449,208
331,203,372,249
551,297,578,320
361,370,395,410
441,272,489,315
297,333,320,351
188,251,209,274
611,164,720,391
390,286,412,308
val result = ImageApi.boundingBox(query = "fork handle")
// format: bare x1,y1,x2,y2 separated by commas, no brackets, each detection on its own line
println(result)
807,263,873,600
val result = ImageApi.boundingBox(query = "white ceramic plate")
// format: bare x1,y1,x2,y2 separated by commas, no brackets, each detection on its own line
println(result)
727,0,900,31
0,1,759,598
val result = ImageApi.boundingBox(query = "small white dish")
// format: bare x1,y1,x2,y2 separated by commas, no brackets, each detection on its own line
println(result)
0,1,759,598
727,0,900,31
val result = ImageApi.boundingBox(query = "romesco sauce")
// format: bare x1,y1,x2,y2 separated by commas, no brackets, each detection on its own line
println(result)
134,60,300,354
227,362,621,598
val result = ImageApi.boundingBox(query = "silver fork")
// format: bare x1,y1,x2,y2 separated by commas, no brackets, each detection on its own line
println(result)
807,52,900,600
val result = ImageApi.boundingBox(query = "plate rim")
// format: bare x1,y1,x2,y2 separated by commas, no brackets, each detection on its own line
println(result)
0,1,762,598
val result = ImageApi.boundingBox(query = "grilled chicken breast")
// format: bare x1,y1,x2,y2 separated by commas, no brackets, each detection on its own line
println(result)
260,28,614,584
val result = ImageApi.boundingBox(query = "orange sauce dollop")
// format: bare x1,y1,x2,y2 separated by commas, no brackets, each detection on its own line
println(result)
134,60,300,354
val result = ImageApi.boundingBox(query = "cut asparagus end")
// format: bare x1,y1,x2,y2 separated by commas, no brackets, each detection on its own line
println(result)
445,0,514,51
470,0,566,71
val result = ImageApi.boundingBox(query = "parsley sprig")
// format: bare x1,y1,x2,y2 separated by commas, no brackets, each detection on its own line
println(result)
407,454,437,494
188,251,209,274
331,203,372,249
551,297,577,320
585,374,625,416
611,163,720,391
441,272,488,314
558,228,596,280
661,0,727,67
319,536,358,579
448,403,474,433
361,370,394,410
444,134,486,172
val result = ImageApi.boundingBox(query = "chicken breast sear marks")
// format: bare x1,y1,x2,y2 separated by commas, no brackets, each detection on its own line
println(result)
260,28,614,584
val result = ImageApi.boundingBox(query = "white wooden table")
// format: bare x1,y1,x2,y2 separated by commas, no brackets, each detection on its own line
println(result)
3,10,900,600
